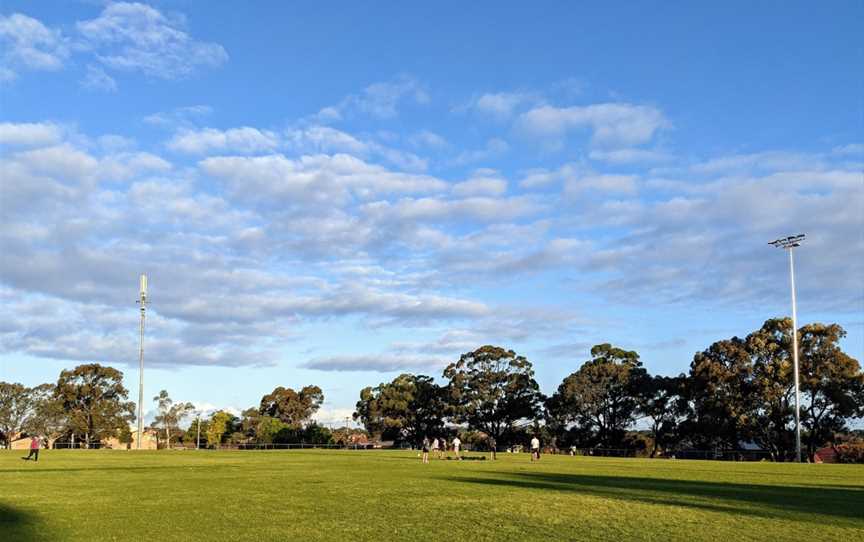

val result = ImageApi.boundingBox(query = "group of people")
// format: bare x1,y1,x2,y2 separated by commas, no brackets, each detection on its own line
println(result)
420,436,462,463
419,435,542,463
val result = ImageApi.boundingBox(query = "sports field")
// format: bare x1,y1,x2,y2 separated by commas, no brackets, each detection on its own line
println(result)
2,450,862,541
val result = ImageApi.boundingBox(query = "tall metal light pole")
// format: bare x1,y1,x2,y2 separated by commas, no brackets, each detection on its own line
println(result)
769,234,805,462
136,274,148,450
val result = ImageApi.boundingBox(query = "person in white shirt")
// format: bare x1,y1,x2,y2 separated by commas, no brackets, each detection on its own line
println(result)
452,436,462,460
431,437,440,459
530,436,540,462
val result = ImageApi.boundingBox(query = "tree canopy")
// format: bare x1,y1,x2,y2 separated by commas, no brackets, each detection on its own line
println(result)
548,344,647,447
259,385,324,428
152,390,195,449
443,345,543,445
354,373,446,444
55,364,135,446
0,382,37,446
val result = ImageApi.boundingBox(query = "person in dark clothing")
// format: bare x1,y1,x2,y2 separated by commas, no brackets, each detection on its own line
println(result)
24,436,40,461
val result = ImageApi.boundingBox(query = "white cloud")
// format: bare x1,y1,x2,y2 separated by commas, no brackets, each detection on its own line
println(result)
14,143,99,180
100,151,172,180
285,125,428,171
285,125,369,155
200,153,446,205
0,122,64,146
98,134,136,152
143,105,213,127
449,137,509,166
0,66,16,82
168,127,279,154
452,171,508,197
473,92,536,119
76,2,228,79
589,148,672,164
361,195,544,224
318,75,429,121
80,64,117,92
2,117,860,375
566,174,639,197
831,143,864,156
356,76,429,118
517,102,668,148
301,354,446,372
690,151,825,175
409,130,449,149
0,13,69,77
518,163,582,189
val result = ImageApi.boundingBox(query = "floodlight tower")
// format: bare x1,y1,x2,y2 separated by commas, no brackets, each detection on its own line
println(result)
136,274,148,450
768,234,805,462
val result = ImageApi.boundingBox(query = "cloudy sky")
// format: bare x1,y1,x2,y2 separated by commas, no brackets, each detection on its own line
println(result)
1,1,862,424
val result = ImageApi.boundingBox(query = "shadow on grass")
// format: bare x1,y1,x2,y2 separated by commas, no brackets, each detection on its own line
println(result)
0,504,43,541
446,472,864,525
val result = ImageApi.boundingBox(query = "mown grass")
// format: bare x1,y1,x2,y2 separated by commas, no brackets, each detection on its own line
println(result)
1,449,862,541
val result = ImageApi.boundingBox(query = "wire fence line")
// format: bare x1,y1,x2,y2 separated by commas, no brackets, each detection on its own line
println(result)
44,441,780,460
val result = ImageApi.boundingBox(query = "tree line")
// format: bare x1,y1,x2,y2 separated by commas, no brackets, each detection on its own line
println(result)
354,318,863,461
0,370,347,449
2,318,861,460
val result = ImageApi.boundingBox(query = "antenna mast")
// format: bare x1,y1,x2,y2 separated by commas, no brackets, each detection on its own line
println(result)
137,274,147,449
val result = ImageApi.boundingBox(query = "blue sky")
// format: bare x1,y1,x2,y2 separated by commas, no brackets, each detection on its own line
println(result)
1,1,862,425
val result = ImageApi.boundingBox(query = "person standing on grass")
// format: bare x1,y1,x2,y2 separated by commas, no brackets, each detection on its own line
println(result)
452,436,462,460
530,435,540,462
488,435,497,461
431,437,440,459
24,436,40,461
421,437,430,464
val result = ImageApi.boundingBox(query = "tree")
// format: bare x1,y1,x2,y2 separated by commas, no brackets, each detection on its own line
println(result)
353,373,446,445
443,346,543,446
205,411,236,447
23,383,68,443
302,423,334,445
634,375,688,457
240,407,286,443
0,382,36,447
152,390,195,449
259,385,323,427
185,417,209,448
354,386,386,438
548,344,647,448
256,416,287,444
743,318,797,460
799,323,864,456
55,364,135,447
684,336,753,451
683,318,862,460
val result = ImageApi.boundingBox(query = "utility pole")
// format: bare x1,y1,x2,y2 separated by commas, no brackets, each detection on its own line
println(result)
769,234,805,462
137,274,147,450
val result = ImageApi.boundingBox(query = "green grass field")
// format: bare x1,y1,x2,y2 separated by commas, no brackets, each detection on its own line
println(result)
2,449,862,541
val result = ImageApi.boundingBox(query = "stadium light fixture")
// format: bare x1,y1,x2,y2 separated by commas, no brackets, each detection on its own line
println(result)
768,234,805,462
